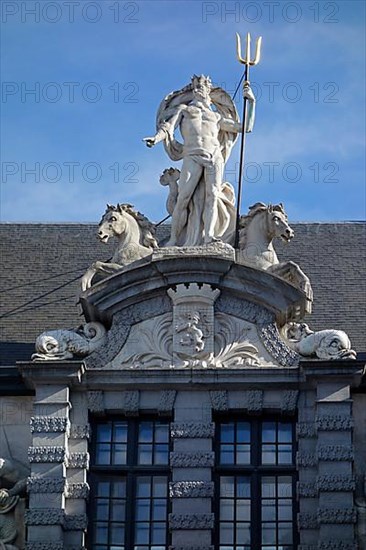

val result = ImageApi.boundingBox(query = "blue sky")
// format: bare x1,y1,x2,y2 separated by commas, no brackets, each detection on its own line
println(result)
1,0,365,223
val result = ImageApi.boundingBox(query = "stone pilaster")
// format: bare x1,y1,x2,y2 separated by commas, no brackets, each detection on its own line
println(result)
300,361,363,549
19,361,85,549
170,391,214,549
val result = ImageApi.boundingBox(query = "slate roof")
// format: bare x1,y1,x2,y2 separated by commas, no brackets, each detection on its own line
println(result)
0,222,365,365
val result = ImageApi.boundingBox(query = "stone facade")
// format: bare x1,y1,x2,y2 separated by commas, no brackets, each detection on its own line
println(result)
0,244,364,549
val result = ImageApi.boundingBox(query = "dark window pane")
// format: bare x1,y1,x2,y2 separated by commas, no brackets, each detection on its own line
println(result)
97,482,110,497
138,444,153,465
220,499,234,521
113,444,127,465
237,499,250,521
155,424,169,443
114,422,128,442
153,477,167,497
96,501,109,521
220,523,234,544
97,424,112,442
262,422,276,442
139,422,153,443
96,444,111,465
220,476,234,498
278,423,292,442
236,523,250,543
111,523,125,544
136,477,151,497
112,481,126,498
237,422,250,442
136,500,150,521
135,523,149,544
262,523,276,544
221,423,235,443
154,445,169,465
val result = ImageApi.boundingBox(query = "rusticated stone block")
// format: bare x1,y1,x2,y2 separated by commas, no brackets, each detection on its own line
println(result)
169,513,214,529
169,481,214,498
27,476,66,493
209,390,228,411
315,415,354,431
170,452,214,468
25,509,64,525
28,446,66,463
171,422,214,439
317,508,357,524
30,416,70,433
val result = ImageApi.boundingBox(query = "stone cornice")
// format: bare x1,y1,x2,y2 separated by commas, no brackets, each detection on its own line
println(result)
18,361,85,388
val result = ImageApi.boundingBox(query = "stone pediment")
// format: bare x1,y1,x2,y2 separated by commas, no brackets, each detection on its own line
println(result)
80,248,302,370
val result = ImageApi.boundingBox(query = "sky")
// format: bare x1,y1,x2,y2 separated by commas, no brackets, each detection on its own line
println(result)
1,0,365,223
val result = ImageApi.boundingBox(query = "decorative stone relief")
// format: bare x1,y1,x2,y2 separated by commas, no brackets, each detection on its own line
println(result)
246,390,263,412
27,476,66,493
317,445,354,461
169,481,214,498
32,322,107,361
258,323,299,367
170,452,214,468
296,422,316,439
123,390,139,415
297,482,317,498
282,322,356,360
315,415,354,431
316,475,355,492
158,390,177,414
214,314,272,368
112,313,173,369
81,203,157,291
169,547,213,550
66,482,90,499
296,452,317,467
25,509,64,525
210,390,228,411
67,452,89,469
28,446,66,463
297,513,318,529
171,422,215,439
63,513,88,530
86,296,172,369
169,513,214,530
69,424,90,440
168,284,220,366
30,417,70,434
87,391,104,412
281,390,299,413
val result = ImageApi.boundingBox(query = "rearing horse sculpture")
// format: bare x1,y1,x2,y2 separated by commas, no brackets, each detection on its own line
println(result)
81,204,158,291
238,202,313,313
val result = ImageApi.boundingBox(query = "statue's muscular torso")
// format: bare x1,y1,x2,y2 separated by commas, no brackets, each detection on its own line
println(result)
179,102,222,156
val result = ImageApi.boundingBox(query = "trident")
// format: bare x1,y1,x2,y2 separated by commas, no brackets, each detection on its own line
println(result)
234,32,262,248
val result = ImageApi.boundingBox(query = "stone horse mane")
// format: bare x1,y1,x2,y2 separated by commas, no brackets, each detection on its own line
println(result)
104,203,158,249
239,202,287,247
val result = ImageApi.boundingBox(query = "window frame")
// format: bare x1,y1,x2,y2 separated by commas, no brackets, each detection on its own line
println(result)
88,415,172,550
213,414,299,550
